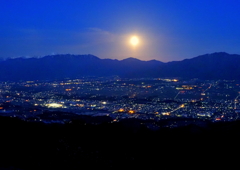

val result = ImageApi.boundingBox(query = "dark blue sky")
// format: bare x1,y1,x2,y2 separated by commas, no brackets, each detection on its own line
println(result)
1,0,240,61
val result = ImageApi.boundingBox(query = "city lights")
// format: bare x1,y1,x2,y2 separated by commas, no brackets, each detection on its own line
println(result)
128,110,135,114
118,108,125,112
45,103,63,108
0,77,239,125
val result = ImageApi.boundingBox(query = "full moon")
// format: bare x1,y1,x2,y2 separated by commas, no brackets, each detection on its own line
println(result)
130,36,139,46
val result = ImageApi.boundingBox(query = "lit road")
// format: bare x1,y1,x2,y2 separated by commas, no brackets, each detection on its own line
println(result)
203,84,212,93
174,91,181,100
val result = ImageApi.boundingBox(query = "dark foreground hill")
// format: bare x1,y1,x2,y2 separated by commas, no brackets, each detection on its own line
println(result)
0,116,240,169
0,52,240,81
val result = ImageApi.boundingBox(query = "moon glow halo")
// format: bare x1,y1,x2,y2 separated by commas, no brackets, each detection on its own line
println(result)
130,36,139,46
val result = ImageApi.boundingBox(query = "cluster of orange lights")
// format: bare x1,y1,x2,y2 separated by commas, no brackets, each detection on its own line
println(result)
144,86,151,88
65,89,72,91
128,110,135,114
118,108,125,112
76,104,84,107
118,108,135,114
162,112,170,116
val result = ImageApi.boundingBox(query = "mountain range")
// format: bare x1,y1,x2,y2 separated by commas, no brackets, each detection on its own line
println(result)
0,52,239,81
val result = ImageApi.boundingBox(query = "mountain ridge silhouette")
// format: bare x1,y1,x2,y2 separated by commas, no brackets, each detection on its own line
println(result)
0,52,239,81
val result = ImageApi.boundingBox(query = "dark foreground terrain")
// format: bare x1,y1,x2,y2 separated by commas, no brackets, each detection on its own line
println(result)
0,115,239,169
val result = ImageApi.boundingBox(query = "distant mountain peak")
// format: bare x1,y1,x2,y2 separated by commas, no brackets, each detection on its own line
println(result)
147,59,164,63
184,52,232,61
212,52,229,55
200,52,230,57
1,52,240,81
121,57,142,62
43,54,100,60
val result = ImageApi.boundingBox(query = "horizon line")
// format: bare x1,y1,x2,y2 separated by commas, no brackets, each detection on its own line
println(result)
1,51,235,63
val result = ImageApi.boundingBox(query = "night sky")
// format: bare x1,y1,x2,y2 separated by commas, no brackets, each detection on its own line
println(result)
1,0,240,62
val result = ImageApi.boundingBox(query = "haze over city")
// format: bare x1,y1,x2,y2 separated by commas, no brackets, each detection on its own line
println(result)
1,0,240,61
